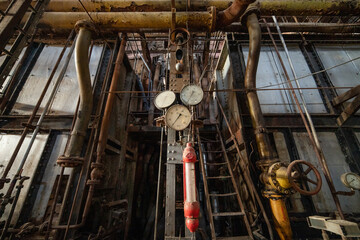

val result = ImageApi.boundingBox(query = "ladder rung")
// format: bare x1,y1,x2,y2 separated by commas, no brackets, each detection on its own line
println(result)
205,162,227,166
206,175,231,179
209,192,237,197
203,150,222,153
212,211,244,217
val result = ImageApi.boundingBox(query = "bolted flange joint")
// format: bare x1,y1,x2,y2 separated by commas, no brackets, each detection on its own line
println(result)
74,20,98,35
57,155,84,167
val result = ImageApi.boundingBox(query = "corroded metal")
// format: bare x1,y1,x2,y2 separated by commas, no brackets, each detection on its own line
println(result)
35,12,216,32
4,0,360,16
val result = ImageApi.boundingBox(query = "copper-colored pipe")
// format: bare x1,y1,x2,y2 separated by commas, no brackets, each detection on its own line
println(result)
95,33,127,168
216,0,255,29
244,13,292,239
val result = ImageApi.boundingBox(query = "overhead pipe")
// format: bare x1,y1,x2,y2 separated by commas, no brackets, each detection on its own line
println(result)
57,20,95,167
243,8,292,240
216,0,255,29
6,0,360,15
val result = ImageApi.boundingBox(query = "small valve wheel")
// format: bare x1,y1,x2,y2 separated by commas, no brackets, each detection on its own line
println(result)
286,160,322,196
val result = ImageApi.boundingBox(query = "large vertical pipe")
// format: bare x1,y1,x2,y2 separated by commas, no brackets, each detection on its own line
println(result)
244,12,292,240
61,21,94,162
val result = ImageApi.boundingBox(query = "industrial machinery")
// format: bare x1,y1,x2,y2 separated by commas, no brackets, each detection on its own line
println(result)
0,0,359,240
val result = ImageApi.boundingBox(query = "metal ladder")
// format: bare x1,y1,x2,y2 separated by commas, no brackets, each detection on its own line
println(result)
197,125,253,240
0,0,50,88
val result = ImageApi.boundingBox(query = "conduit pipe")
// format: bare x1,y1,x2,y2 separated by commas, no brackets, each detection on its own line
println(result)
244,12,292,240
57,20,95,167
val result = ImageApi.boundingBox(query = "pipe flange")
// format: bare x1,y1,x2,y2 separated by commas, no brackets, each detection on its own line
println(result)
240,2,261,26
87,179,101,185
262,190,287,200
268,162,295,195
208,6,217,32
254,127,268,135
57,156,84,167
75,20,98,35
91,162,104,170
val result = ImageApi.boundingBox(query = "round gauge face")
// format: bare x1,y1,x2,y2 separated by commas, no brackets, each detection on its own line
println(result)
165,105,192,131
154,91,176,110
341,172,360,190
180,85,204,106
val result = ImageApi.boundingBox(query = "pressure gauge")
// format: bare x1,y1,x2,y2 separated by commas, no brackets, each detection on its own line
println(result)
180,85,204,106
154,90,176,110
165,104,192,131
341,172,360,190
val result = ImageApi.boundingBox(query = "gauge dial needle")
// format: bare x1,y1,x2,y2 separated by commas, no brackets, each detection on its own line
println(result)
188,91,194,101
349,179,355,184
171,113,182,127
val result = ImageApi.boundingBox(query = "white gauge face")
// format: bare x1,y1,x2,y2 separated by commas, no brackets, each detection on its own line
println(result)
165,104,192,131
341,172,360,190
154,91,176,110
180,85,204,106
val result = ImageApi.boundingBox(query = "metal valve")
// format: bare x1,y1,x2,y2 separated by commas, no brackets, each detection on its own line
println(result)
268,160,322,196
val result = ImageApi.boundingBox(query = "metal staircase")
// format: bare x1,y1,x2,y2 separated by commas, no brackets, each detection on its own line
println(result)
196,125,253,240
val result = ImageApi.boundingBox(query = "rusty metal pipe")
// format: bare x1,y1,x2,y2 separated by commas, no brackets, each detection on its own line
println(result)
6,0,360,16
216,0,255,29
244,13,292,239
63,23,94,159
244,13,275,160
95,34,127,169
34,12,215,32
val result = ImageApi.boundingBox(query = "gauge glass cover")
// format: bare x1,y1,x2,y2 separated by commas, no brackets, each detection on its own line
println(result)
341,172,360,190
180,85,204,106
154,91,176,109
165,105,192,131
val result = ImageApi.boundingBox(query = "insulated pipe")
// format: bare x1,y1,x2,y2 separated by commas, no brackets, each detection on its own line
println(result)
6,0,360,15
35,12,216,32
62,21,94,160
244,13,292,240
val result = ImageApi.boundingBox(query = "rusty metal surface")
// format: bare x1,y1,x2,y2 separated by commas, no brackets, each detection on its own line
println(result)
33,12,215,33
3,0,360,16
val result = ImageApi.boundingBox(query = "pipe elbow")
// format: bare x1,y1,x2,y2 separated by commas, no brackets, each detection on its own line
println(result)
216,0,255,29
